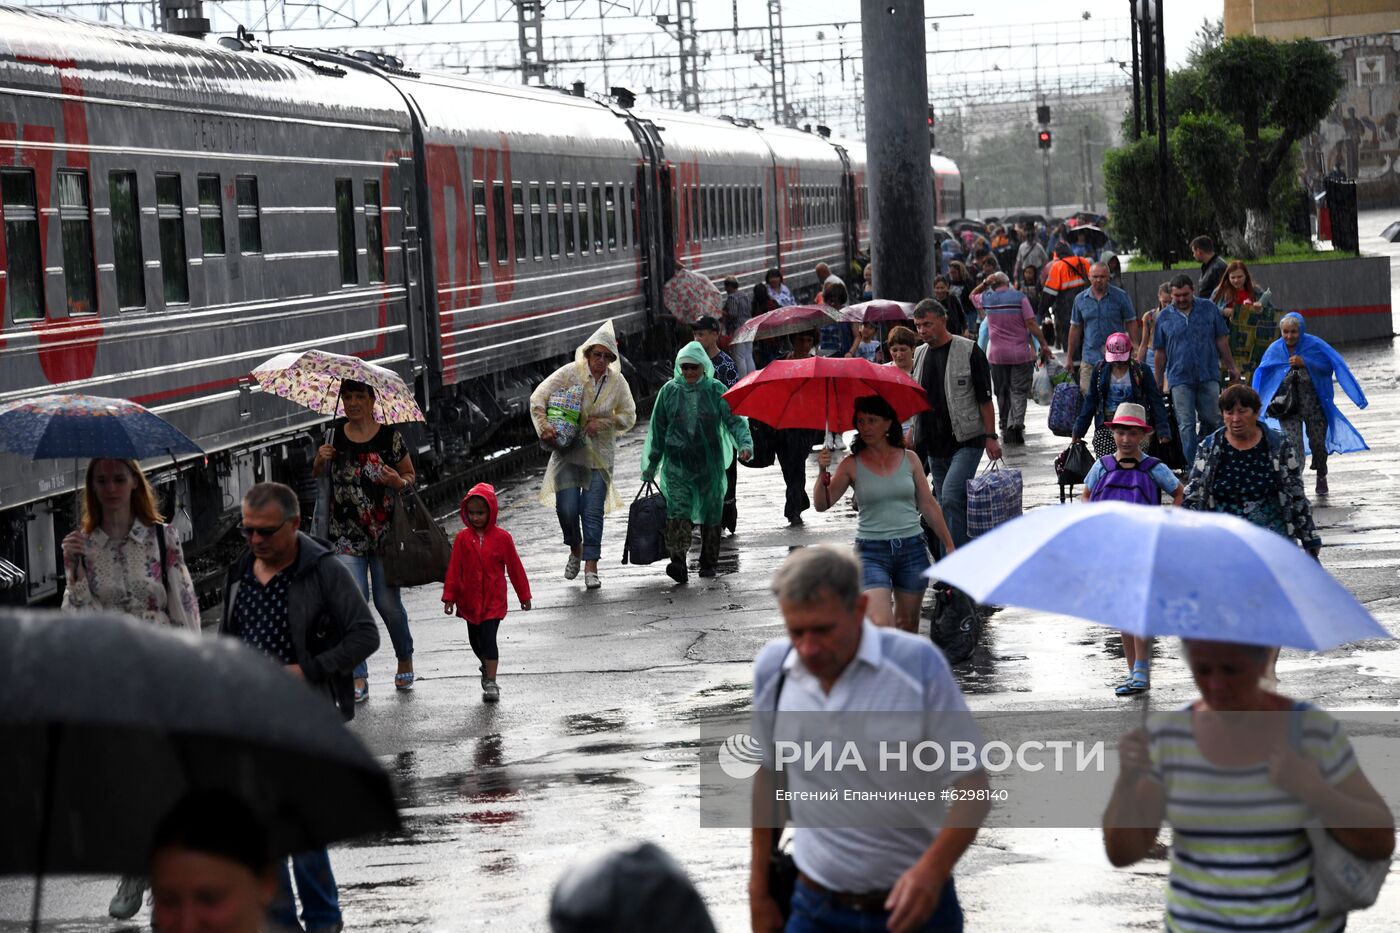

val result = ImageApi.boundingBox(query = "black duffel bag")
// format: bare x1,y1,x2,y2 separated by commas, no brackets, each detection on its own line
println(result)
621,482,667,565
929,583,981,666
1149,401,1187,471
379,486,453,588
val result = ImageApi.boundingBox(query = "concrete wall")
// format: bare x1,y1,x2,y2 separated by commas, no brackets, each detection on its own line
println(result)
1119,255,1393,346
1226,0,1400,40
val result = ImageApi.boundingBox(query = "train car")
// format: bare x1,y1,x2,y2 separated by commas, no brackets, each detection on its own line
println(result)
760,124,850,302
932,152,964,226
0,6,417,601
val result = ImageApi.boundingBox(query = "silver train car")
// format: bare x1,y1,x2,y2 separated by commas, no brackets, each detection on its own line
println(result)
0,5,959,603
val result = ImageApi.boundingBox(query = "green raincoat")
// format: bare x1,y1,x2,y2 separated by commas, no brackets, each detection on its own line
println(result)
641,342,753,525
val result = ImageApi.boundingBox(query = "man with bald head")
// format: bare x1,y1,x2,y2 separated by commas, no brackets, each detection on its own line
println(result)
1068,261,1138,393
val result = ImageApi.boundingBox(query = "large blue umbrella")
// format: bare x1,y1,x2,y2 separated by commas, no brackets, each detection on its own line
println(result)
926,502,1389,651
0,394,203,460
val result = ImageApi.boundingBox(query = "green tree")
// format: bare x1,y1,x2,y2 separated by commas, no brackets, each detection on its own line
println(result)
1197,36,1343,255
1104,136,1214,262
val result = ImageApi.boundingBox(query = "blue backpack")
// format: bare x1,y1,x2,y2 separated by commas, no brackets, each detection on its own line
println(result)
1047,381,1082,437
1089,455,1163,505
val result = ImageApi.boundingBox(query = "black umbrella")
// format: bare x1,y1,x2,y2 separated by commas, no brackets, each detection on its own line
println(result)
0,610,399,927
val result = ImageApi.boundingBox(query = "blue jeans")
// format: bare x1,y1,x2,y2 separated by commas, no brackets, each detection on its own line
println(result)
926,446,985,554
269,848,340,931
786,877,962,933
338,554,411,680
555,466,607,562
1171,380,1222,466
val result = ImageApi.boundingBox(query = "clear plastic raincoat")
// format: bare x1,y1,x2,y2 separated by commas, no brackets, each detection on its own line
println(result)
641,342,752,525
530,321,638,512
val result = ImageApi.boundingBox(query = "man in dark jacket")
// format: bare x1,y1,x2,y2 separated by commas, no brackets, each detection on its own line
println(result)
220,481,378,933
1192,235,1228,300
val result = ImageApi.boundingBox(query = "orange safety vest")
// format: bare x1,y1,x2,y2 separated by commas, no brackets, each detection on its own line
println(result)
1044,255,1090,295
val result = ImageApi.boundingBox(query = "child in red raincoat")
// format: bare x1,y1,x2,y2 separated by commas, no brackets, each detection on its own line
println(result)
442,483,531,703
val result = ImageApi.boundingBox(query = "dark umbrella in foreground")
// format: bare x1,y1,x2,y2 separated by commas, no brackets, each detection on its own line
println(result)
0,393,203,460
0,610,400,930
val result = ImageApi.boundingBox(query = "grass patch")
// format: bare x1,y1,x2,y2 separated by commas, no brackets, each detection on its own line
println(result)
1126,240,1359,272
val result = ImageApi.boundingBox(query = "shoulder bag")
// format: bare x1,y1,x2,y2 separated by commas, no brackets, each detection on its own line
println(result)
379,485,453,588
1288,707,1388,918
1267,370,1301,420
766,654,798,921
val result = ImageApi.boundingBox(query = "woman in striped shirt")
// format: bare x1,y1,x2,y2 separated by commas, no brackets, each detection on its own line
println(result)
1103,639,1394,932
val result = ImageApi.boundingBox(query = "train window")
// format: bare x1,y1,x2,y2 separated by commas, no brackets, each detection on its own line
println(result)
739,186,749,236
627,182,637,248
491,181,508,264
709,187,720,240
197,174,225,256
155,173,190,305
686,185,698,243
721,187,731,238
577,184,592,256
604,184,617,251
511,182,525,264
108,171,145,311
562,185,575,255
756,186,764,233
235,175,262,254
546,183,560,257
590,185,603,253
57,170,97,316
334,178,357,286
472,182,488,266
729,186,738,237
530,184,544,261
1,169,45,321
363,180,385,284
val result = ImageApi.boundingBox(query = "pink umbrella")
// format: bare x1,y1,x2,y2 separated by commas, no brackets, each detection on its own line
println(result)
840,300,915,324
730,304,842,343
662,268,724,324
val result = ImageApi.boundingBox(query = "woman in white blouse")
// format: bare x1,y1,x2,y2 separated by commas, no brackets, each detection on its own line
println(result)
59,457,201,921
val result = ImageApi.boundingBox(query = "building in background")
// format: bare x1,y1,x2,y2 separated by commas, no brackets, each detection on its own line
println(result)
1224,0,1399,40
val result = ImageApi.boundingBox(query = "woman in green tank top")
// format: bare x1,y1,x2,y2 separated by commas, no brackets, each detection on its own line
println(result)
814,395,954,632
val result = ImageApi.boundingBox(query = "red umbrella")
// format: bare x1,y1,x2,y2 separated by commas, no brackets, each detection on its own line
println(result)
840,300,915,324
723,357,930,430
730,304,841,343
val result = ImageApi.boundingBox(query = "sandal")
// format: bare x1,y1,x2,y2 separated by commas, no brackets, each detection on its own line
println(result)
353,679,369,703
1114,678,1141,697
394,671,415,691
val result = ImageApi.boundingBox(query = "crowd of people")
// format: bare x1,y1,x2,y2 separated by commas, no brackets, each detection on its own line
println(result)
51,219,1385,933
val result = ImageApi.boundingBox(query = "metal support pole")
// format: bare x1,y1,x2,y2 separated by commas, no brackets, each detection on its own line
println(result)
1128,0,1142,139
1081,124,1091,210
515,0,546,86
1155,0,1170,270
676,0,699,112
1140,2,1155,130
861,0,935,302
1043,149,1053,219
767,0,788,126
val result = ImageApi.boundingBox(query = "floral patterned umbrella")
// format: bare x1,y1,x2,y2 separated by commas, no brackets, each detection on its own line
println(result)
840,300,915,324
662,268,724,324
0,394,203,460
251,350,425,424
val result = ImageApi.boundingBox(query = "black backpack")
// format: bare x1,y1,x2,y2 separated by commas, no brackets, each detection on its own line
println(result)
929,583,981,666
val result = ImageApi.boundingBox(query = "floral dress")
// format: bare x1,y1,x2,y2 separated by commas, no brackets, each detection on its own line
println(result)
328,423,408,557
61,521,201,630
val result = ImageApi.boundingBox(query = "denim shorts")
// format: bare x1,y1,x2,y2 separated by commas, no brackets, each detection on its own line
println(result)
855,534,931,594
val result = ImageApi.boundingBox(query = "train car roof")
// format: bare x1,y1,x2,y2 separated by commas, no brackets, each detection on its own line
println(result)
0,6,409,128
385,70,638,159
932,152,961,177
631,107,772,167
759,123,847,170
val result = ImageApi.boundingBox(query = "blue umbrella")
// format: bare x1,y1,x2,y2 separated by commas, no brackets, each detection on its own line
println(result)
0,394,203,461
926,502,1389,651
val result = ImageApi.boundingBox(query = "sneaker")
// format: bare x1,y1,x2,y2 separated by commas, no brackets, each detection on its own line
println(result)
564,553,581,579
585,571,601,590
482,678,500,702
665,559,688,584
353,678,369,703
109,875,146,920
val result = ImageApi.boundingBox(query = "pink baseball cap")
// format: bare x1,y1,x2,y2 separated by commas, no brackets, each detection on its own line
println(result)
1104,332,1132,362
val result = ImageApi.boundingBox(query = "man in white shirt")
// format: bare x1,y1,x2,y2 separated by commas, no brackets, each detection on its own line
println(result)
748,546,990,933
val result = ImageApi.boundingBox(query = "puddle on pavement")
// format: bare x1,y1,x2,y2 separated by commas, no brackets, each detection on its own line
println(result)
560,711,626,735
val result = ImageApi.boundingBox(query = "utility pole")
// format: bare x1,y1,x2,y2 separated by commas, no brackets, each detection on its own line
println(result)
1043,149,1052,219
1128,0,1142,138
768,0,788,126
515,0,546,86
861,0,935,301
1081,124,1091,210
1154,0,1169,270
676,0,699,112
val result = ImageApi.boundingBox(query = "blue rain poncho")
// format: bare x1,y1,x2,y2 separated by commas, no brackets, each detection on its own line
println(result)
641,342,753,525
1252,312,1368,455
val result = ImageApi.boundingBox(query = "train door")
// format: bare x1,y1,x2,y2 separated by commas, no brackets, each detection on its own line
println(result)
657,162,677,282
397,156,428,407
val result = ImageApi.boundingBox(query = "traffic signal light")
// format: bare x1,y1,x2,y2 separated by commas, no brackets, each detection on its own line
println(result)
1037,104,1051,124
1037,129,1052,150
927,105,936,128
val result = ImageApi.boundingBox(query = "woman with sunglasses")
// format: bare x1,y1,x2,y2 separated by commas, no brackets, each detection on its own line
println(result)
641,342,752,583
311,377,417,701
60,457,201,922
530,320,638,590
